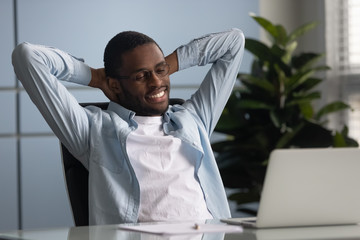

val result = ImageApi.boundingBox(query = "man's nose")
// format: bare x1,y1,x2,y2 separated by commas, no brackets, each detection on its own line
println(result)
148,71,162,86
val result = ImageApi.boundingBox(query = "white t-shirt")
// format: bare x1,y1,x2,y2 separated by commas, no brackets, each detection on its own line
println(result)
126,115,213,222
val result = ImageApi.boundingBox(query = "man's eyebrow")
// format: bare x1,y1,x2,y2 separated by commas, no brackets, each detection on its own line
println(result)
131,61,167,74
155,61,167,67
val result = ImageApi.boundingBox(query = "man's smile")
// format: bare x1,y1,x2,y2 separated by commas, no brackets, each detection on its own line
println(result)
145,87,168,104
148,90,165,99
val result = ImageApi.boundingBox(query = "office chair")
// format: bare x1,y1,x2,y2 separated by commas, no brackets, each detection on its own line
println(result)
61,99,185,226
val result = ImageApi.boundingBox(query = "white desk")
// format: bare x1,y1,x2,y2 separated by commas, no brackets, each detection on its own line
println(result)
2,221,360,240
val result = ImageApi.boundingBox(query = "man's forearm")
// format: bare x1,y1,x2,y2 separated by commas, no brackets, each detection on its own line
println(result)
89,68,106,89
165,51,179,75
89,67,118,102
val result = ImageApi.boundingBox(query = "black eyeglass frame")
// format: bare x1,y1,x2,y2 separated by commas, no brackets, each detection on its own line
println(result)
116,62,170,82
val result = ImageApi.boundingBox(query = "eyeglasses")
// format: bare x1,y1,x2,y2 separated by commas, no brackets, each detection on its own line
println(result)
117,62,170,82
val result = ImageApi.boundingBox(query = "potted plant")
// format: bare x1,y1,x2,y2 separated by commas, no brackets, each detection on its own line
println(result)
212,14,358,215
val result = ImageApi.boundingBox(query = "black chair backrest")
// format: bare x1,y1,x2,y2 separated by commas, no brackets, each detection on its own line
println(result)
62,99,184,226
61,143,89,226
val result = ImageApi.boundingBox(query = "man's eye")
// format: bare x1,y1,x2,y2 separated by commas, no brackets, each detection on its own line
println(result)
135,75,145,80
156,67,168,75
135,72,147,80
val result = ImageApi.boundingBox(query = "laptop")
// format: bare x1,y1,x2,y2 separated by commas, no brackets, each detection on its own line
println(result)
221,148,360,228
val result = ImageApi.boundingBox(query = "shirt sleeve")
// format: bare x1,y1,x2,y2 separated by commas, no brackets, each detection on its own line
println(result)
12,42,92,163
176,28,245,136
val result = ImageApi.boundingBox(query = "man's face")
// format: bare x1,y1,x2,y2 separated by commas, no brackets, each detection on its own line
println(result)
112,43,170,116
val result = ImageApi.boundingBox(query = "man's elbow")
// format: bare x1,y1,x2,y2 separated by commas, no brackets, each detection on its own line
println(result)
12,42,35,70
230,28,245,55
12,42,38,82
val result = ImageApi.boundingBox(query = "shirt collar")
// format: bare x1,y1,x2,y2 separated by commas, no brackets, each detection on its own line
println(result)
107,101,136,123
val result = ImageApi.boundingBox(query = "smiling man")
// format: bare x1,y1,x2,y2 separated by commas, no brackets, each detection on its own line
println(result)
97,31,176,116
12,28,244,225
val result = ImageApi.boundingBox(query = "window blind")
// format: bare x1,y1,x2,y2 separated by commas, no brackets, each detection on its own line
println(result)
338,0,360,74
325,0,360,143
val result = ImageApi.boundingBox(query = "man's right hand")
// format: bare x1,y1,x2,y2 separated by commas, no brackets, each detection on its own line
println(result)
89,68,118,102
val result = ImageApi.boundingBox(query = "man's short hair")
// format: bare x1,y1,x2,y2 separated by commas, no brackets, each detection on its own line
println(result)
103,31,162,78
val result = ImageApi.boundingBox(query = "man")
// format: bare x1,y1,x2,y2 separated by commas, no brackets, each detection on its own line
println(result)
12,28,244,225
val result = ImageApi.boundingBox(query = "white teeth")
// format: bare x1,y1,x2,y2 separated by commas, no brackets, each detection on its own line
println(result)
149,91,165,99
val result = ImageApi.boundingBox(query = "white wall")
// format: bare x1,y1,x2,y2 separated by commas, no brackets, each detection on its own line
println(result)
0,0,260,231
259,0,325,53
259,0,327,109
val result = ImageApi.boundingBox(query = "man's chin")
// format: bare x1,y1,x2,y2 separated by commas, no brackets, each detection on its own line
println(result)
148,103,169,116
135,101,168,116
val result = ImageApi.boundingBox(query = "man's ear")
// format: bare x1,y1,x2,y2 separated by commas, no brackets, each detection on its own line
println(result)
108,77,122,94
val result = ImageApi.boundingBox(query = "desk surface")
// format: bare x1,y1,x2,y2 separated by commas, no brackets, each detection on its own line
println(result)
2,221,360,240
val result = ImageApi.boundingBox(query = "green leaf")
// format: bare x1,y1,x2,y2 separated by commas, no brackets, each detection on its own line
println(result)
245,38,272,61
333,131,347,147
273,64,286,98
292,53,325,71
250,59,265,78
287,97,320,106
282,41,298,64
275,25,288,46
236,100,274,110
276,122,305,148
286,69,315,92
270,44,286,59
339,125,359,147
312,65,331,72
274,59,293,77
341,125,349,136
269,110,281,128
250,14,279,40
286,92,321,106
240,74,275,93
296,77,322,92
299,102,314,119
287,21,318,43
315,101,351,120
246,38,292,76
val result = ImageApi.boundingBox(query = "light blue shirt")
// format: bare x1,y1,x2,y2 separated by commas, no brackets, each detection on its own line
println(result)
12,28,244,225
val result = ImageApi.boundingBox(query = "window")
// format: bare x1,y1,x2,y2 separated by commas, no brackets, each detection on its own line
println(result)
325,0,360,143
347,0,360,71
339,0,360,74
